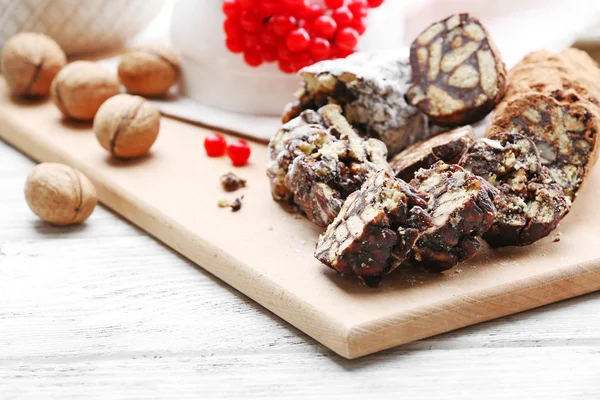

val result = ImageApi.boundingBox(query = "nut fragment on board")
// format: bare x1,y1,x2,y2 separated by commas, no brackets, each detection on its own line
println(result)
390,126,475,182
218,196,244,212
409,162,497,271
118,44,181,97
24,163,97,226
315,170,432,286
283,52,431,156
93,94,161,159
1,32,66,97
50,61,120,121
220,173,246,192
406,13,507,126
460,132,571,247
268,104,391,227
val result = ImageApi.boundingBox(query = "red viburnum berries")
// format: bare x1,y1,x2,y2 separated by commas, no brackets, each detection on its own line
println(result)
222,0,384,73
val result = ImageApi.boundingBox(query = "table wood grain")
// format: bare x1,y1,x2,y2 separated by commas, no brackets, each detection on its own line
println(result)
1,138,600,399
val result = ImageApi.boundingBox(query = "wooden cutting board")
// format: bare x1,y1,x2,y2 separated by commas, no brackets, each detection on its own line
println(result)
2,80,600,359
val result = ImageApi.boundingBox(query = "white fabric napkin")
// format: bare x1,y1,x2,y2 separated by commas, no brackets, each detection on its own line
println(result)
104,0,600,142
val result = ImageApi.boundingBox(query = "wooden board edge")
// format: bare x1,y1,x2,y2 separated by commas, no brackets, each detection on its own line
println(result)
0,108,356,359
345,259,600,359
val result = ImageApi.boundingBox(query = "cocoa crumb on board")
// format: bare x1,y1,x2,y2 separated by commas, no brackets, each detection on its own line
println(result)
220,172,246,192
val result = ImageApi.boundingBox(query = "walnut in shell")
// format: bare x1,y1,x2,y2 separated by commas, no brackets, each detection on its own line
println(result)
314,170,432,286
406,13,507,126
93,94,161,159
409,162,497,271
390,126,475,182
118,45,181,97
51,61,121,121
1,32,67,97
24,163,97,226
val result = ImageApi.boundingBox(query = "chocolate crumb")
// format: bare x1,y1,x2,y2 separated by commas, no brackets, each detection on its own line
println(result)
220,172,247,192
230,196,244,212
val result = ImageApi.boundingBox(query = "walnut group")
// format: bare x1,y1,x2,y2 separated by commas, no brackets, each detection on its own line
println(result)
269,13,600,285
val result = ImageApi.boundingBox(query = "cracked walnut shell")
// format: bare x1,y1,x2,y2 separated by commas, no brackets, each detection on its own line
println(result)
51,61,121,121
1,32,67,97
93,94,161,159
24,163,97,226
118,45,181,97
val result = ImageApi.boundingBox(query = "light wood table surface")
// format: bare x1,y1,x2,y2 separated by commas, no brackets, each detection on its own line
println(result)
1,138,600,399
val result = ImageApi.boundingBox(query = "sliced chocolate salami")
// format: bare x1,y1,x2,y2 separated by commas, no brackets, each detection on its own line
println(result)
460,132,571,247
406,13,507,127
390,126,475,182
314,170,432,286
409,162,497,271
283,52,432,156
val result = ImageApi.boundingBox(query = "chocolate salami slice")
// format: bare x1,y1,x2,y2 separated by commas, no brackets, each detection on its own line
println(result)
406,13,507,127
460,132,571,247
268,104,391,227
314,170,432,286
283,52,432,156
409,162,497,271
390,126,475,182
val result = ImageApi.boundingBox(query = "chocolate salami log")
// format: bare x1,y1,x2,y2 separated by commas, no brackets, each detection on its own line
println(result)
283,52,433,156
488,49,600,202
268,104,391,227
406,13,507,127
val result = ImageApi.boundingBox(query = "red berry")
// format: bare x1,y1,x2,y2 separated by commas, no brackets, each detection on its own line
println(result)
332,8,353,26
227,140,251,167
367,0,384,7
277,46,292,61
291,52,313,71
285,0,308,15
260,0,281,15
348,0,367,15
244,50,263,67
304,3,324,21
278,60,294,73
335,27,359,50
312,15,337,40
224,19,242,38
238,0,257,10
272,15,297,37
204,133,227,157
259,28,278,46
351,17,367,35
324,0,345,9
226,37,244,53
261,46,278,62
223,0,240,17
240,11,261,33
243,34,260,49
286,28,310,53
310,37,331,60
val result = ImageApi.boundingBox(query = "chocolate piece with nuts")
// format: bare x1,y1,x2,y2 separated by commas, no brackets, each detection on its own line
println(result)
220,173,246,192
314,170,432,286
391,126,475,181
488,92,599,201
409,162,497,271
460,132,571,247
283,52,432,156
406,13,507,127
269,105,391,227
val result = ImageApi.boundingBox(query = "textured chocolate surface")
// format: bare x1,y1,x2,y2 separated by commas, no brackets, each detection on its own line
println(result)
391,126,475,182
314,170,432,286
406,13,507,127
409,162,496,271
460,132,571,247
283,52,432,156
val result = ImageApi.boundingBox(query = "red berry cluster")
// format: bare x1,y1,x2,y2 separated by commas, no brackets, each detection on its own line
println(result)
205,133,252,167
223,0,384,74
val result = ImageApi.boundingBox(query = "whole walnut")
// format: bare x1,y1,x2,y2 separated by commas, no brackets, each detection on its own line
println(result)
118,45,181,97
50,61,120,121
1,32,67,97
25,163,97,226
93,93,161,159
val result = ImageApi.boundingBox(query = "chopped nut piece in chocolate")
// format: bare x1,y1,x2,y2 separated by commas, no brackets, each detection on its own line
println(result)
409,162,497,271
488,92,599,201
314,170,432,286
268,104,391,227
283,52,432,156
391,126,475,181
406,13,507,127
460,132,571,247
220,172,247,192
